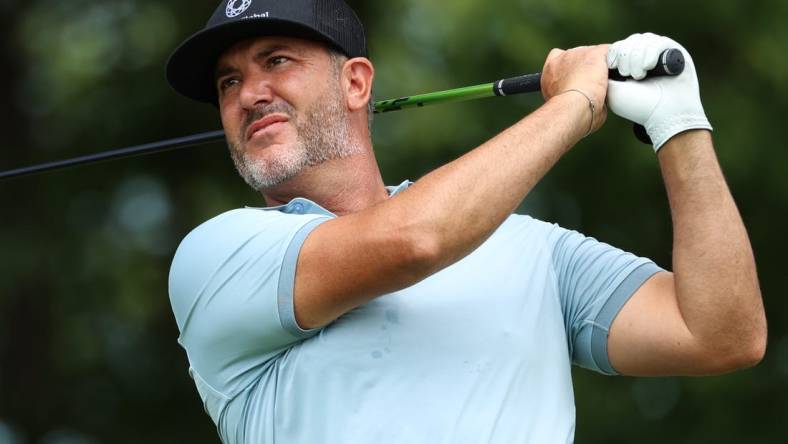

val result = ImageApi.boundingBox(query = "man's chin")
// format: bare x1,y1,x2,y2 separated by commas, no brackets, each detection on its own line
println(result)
237,164,293,191
242,139,281,154
235,152,308,191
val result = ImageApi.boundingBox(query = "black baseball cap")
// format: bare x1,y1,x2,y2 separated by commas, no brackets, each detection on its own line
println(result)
166,0,367,104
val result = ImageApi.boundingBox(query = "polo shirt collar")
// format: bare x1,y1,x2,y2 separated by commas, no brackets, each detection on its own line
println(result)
253,180,412,216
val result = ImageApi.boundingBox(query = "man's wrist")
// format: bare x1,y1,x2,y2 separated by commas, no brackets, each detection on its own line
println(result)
562,89,596,138
546,91,596,143
656,129,714,163
649,115,714,152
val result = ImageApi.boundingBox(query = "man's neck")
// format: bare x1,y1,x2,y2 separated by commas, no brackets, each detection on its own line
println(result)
261,150,389,216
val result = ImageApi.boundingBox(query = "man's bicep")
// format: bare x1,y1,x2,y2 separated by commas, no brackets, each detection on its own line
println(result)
607,271,705,376
294,208,435,330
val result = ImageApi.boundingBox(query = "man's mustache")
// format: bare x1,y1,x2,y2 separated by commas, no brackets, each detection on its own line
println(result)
240,102,296,141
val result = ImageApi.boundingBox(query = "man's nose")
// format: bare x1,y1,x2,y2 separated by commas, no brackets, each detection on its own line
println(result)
239,73,274,110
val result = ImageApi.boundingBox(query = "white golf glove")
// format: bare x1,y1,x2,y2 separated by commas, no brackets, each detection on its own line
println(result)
607,33,713,152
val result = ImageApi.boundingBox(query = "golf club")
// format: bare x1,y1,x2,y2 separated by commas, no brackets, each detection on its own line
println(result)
0,49,684,181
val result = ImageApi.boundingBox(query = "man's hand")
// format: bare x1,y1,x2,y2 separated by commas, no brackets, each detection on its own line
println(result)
541,45,610,136
607,33,713,151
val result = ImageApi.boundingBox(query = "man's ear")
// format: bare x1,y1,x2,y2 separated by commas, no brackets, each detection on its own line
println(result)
342,57,375,112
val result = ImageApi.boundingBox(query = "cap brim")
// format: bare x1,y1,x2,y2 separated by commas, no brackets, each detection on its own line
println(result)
166,18,346,105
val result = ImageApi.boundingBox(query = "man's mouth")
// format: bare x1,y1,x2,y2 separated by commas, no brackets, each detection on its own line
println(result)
245,114,290,141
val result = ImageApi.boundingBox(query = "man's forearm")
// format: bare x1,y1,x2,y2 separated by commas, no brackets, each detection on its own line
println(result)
658,130,766,366
412,42,610,264
397,91,591,271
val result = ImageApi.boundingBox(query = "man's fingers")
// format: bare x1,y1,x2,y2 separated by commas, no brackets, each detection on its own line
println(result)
612,33,651,80
611,33,680,81
628,35,649,80
642,42,663,73
617,39,634,78
608,42,620,69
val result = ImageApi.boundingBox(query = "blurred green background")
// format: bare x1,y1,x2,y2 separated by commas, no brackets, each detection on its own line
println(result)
1,0,786,442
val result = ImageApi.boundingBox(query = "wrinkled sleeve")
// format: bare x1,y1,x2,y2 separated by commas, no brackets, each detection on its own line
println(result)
168,208,331,397
549,227,663,375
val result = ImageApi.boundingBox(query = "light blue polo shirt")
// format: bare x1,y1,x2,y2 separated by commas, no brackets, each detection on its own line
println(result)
168,181,662,444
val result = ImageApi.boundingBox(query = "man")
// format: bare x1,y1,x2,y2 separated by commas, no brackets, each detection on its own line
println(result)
167,0,766,443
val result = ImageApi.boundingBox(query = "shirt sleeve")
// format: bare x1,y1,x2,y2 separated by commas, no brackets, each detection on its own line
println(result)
168,208,331,398
549,226,663,375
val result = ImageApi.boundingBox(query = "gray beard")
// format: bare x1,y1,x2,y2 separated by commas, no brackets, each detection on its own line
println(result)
227,87,360,191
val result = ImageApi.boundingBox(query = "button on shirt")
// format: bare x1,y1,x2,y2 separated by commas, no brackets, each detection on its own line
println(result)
168,181,661,443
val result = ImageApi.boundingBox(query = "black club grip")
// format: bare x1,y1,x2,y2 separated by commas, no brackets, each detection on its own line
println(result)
493,73,542,96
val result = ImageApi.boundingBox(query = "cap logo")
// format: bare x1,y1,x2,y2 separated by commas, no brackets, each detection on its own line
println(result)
226,0,253,18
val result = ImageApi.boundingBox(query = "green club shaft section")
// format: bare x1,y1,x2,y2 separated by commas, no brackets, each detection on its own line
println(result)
374,83,496,114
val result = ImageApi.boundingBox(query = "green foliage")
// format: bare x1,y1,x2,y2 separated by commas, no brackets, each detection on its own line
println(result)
1,0,785,442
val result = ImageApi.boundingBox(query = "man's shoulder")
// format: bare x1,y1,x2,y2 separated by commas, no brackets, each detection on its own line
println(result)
195,207,290,230
172,206,332,265
171,209,277,265
167,208,318,314
182,208,303,245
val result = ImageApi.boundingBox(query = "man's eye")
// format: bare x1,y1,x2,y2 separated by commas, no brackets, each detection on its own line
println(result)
268,56,289,67
218,78,240,92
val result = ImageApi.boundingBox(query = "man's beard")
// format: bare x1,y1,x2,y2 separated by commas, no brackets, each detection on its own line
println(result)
227,86,361,191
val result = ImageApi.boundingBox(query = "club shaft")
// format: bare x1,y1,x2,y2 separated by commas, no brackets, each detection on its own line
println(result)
0,77,535,181
374,82,499,113
0,131,226,180
374,73,543,113
0,48,685,180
